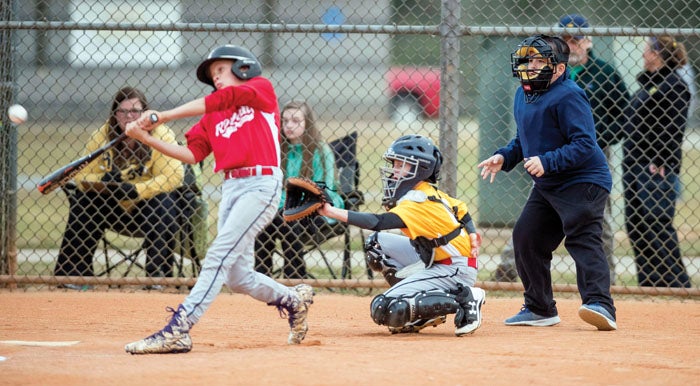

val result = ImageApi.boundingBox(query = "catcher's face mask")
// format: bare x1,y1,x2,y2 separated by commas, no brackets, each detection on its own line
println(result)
511,35,559,102
380,154,420,209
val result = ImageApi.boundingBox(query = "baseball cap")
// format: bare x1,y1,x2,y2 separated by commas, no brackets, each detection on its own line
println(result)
559,14,589,40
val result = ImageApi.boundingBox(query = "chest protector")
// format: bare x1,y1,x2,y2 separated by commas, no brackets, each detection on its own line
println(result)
409,195,472,267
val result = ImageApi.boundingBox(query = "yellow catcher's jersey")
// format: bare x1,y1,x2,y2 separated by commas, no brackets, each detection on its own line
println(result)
389,181,475,264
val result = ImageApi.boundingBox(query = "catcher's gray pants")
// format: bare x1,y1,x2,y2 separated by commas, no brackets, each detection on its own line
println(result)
182,170,294,325
375,232,478,298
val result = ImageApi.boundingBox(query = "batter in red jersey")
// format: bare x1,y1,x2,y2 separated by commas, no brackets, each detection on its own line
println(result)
123,45,314,354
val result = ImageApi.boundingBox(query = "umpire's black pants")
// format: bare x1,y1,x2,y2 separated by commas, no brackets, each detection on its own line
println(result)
512,183,616,319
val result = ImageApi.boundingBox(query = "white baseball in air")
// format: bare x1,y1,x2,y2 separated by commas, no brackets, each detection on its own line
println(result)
8,104,28,124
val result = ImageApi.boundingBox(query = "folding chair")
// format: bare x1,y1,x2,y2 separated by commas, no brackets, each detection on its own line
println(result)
98,185,207,279
304,131,370,279
61,163,207,281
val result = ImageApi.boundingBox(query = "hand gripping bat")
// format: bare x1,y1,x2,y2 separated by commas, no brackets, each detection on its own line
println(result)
37,113,159,195
36,133,127,194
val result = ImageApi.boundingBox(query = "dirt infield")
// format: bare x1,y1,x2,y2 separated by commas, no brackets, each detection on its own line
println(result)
1,290,698,386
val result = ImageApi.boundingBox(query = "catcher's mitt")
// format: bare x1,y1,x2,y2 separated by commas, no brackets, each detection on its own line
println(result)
283,177,330,222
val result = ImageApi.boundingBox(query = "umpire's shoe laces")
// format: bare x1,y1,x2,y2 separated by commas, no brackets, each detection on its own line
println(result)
274,284,315,344
124,304,192,354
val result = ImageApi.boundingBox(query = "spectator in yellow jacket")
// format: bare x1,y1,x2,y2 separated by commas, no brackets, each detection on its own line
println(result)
54,87,184,290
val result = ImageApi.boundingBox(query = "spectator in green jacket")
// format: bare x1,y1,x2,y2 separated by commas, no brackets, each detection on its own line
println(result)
254,101,344,278
492,14,630,285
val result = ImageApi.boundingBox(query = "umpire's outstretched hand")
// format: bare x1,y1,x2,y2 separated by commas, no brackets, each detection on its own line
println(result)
477,154,505,183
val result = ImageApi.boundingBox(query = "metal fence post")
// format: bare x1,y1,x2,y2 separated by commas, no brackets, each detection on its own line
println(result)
439,0,460,196
0,0,17,279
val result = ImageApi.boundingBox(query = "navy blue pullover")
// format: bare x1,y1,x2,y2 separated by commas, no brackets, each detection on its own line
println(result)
495,69,612,192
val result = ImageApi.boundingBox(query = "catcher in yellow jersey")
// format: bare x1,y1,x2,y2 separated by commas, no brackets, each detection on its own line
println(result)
318,134,485,336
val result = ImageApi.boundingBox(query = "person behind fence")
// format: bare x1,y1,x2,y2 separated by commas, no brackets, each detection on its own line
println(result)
318,134,486,336
676,45,698,131
621,35,691,288
673,42,698,200
254,101,344,279
492,14,630,285
53,86,184,291
122,44,314,354
478,35,617,331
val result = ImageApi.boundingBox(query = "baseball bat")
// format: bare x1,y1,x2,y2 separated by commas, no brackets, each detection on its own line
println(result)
36,133,128,194
37,113,159,194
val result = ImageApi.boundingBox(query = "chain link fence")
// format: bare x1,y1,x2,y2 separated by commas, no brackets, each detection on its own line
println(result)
1,0,699,295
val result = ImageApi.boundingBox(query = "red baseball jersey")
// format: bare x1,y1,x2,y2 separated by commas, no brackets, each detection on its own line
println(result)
185,77,281,172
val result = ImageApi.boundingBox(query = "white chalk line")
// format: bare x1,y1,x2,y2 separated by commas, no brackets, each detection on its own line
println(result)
0,340,80,347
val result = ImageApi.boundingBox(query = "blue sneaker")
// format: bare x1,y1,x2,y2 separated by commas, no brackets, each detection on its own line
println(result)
504,305,560,326
578,303,617,331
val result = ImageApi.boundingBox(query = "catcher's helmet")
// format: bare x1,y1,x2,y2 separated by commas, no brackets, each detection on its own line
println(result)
381,135,441,209
511,35,569,101
196,45,262,86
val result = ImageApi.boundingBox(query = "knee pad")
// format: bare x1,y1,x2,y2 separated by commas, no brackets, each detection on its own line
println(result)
365,232,388,271
365,232,401,285
370,291,461,328
370,294,398,325
412,290,461,321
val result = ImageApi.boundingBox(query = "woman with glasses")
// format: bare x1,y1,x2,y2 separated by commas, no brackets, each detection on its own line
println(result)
54,86,185,290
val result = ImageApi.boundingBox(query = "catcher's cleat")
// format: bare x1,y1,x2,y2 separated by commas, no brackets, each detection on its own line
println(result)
276,284,315,344
124,304,192,354
388,315,447,334
578,303,617,331
454,287,486,336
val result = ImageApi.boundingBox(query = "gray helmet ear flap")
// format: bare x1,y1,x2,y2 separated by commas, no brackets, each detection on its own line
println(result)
428,147,443,183
230,56,261,80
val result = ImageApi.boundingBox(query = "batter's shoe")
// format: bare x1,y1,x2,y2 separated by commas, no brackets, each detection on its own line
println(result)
578,303,617,331
504,306,560,327
279,284,315,344
124,304,192,354
388,316,447,334
454,287,486,336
